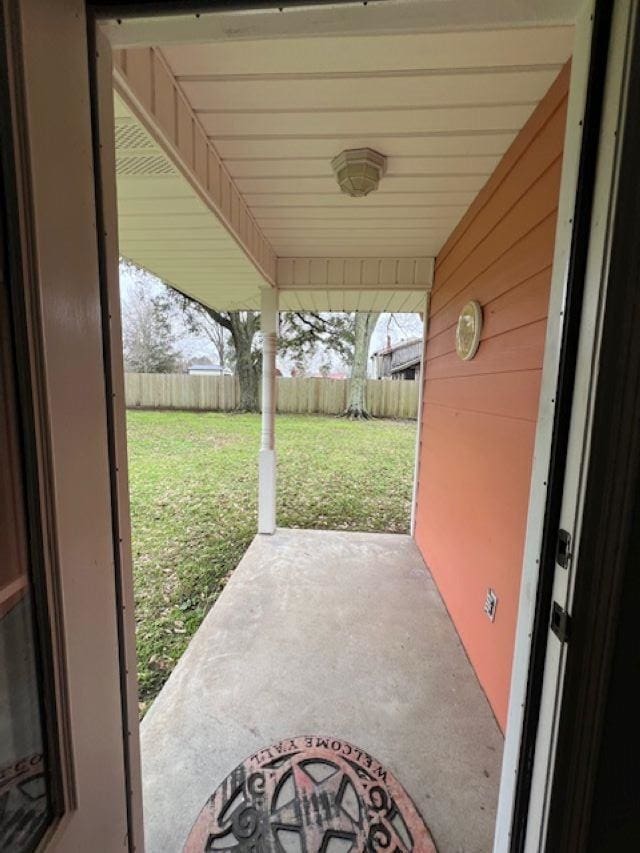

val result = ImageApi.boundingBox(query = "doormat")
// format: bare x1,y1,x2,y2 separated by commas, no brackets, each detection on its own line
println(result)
0,753,48,851
184,735,437,852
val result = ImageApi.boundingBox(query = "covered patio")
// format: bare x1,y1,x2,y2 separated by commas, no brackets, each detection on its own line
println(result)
110,7,573,532
106,4,578,850
140,529,503,852
3,0,636,847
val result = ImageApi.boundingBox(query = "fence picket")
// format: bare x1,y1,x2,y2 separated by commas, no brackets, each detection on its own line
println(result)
124,374,418,419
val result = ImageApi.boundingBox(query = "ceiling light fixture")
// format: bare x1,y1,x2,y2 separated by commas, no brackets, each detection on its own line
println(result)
330,147,387,197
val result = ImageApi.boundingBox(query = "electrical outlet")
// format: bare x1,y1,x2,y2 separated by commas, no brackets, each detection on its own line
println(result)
484,588,498,622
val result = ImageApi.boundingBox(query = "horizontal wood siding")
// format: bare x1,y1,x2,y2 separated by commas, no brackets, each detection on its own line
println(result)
414,63,570,730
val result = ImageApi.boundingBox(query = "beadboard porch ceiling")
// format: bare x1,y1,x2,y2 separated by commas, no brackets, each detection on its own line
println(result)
111,6,575,312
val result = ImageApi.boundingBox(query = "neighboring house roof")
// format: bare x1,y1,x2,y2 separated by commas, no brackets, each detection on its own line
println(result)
188,364,230,374
372,337,423,358
372,338,423,375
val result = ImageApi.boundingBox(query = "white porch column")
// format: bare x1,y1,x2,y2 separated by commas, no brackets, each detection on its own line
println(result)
410,290,430,536
259,286,278,534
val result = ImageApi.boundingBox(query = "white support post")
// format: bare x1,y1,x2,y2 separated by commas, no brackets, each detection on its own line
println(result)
410,290,430,536
259,286,278,534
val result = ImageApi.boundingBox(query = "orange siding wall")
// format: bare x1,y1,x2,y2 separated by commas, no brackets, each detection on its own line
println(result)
414,64,570,730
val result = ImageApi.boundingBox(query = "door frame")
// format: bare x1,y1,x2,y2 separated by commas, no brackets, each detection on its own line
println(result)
544,0,640,846
88,21,145,853
492,1,599,841
495,0,634,848
1,0,133,848
88,2,631,851
521,1,636,848
0,25,66,846
3,0,632,848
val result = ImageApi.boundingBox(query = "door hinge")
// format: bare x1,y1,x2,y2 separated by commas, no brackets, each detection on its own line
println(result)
556,528,572,569
551,601,572,643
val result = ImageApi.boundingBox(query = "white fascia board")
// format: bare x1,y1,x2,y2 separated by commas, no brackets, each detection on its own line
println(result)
276,257,434,292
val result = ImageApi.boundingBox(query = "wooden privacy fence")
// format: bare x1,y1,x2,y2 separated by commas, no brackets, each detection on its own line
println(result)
125,373,419,419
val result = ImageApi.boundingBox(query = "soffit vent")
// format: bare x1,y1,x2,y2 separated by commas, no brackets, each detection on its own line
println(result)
115,118,176,176
115,121,156,151
116,154,176,177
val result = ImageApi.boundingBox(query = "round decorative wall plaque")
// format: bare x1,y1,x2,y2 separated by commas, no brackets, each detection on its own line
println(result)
455,300,483,361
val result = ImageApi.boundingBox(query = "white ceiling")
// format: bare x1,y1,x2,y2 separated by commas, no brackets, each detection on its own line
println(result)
160,27,573,259
113,16,574,311
115,94,268,310
103,0,579,48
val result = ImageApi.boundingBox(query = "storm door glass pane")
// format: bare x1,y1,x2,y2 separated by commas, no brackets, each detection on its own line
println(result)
0,248,54,849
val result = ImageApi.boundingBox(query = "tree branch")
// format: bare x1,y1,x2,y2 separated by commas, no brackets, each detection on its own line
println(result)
206,308,233,332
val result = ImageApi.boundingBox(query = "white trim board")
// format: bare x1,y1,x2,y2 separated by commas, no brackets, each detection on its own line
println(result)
494,1,634,849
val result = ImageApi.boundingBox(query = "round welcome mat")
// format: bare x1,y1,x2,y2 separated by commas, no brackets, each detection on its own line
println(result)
0,753,48,850
184,735,437,852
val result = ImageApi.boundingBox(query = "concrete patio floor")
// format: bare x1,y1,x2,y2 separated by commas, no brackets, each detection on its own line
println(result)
140,529,503,852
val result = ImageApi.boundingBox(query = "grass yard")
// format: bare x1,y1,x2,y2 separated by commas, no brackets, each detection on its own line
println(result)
127,410,416,713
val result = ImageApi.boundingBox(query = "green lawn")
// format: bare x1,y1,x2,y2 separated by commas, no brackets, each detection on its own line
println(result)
127,410,416,713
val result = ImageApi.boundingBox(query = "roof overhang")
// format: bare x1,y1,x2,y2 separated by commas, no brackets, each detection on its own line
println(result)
109,2,575,313
101,1,578,48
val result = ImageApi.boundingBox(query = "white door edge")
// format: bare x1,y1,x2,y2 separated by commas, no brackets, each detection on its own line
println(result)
493,3,595,850
494,0,636,850
410,291,430,537
524,1,636,849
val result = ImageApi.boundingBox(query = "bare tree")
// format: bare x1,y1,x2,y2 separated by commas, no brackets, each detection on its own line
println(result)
166,289,262,411
200,313,230,370
122,279,181,374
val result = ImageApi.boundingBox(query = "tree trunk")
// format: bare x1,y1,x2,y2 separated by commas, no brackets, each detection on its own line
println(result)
229,312,261,412
343,312,380,419
211,328,226,369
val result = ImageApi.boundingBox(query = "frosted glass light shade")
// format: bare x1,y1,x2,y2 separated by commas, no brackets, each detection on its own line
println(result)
330,148,387,197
